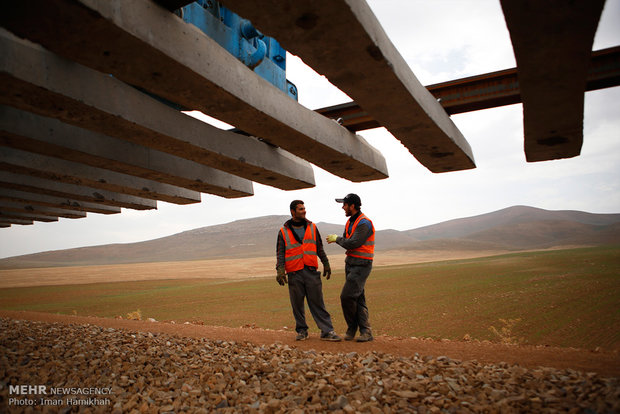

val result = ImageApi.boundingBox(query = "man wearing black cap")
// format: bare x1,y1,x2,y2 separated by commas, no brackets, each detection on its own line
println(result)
326,193,375,342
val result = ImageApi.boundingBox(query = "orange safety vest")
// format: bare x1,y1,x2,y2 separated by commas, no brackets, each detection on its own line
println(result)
280,222,319,273
345,213,375,260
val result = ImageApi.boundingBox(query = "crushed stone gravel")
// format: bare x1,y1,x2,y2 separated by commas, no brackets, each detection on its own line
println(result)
1,318,618,413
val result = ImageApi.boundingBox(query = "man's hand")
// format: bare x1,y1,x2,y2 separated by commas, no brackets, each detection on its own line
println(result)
276,266,287,285
326,234,338,243
322,263,331,280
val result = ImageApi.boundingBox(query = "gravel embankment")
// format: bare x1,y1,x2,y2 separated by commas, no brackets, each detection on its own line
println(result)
1,318,618,413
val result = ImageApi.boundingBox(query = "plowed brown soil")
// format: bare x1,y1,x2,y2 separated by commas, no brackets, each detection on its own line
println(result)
2,310,618,378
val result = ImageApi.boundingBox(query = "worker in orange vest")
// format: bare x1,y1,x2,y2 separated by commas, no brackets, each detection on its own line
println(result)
276,200,342,342
326,193,375,342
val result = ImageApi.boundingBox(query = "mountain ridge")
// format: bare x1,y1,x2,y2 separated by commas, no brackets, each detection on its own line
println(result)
1,206,618,269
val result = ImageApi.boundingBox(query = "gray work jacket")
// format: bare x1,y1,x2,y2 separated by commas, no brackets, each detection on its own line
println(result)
335,212,373,266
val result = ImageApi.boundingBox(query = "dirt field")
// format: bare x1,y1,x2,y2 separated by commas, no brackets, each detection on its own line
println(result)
2,248,618,387
2,247,618,351
0,249,511,288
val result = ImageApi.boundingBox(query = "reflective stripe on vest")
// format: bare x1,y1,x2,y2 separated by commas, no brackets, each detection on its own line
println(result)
345,213,375,260
281,222,319,273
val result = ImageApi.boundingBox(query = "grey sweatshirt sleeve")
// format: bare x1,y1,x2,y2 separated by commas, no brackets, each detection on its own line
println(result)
276,230,286,270
337,221,372,250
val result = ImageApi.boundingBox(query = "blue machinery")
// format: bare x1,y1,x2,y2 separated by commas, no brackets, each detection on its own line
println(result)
179,0,298,101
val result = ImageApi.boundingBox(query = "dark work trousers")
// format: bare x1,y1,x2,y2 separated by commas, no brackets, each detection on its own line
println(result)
287,266,335,335
340,262,372,335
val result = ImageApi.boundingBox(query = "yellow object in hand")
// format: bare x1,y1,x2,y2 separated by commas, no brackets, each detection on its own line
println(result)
326,234,338,243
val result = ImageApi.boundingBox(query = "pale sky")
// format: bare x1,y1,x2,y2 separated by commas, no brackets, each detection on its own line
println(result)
1,0,619,259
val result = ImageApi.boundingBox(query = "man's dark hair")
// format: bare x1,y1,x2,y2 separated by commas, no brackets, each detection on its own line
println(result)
290,199,304,212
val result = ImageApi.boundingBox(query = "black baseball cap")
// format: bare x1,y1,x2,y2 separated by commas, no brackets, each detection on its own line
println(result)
335,193,361,207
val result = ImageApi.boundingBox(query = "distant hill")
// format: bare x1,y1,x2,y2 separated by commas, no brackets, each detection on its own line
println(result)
404,206,620,240
1,206,618,269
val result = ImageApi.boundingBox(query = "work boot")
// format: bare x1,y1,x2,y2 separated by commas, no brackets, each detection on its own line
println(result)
356,331,373,342
320,331,342,342
295,331,308,341
344,330,356,341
